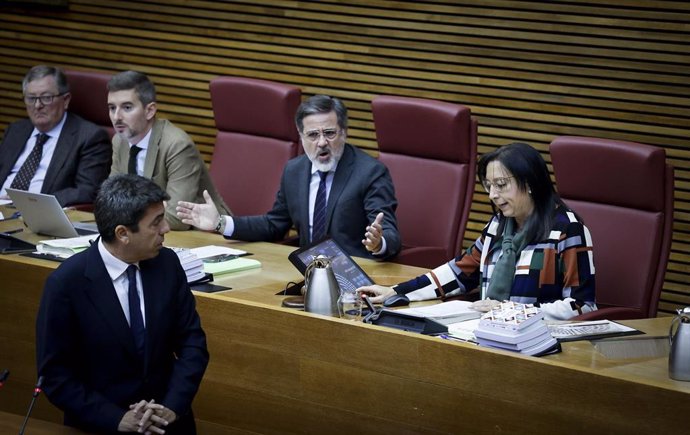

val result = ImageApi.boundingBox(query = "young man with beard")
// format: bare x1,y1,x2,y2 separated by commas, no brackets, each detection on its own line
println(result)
177,95,401,259
107,70,230,230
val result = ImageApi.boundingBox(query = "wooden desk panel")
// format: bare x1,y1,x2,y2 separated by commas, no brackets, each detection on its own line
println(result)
0,411,88,434
2,214,690,433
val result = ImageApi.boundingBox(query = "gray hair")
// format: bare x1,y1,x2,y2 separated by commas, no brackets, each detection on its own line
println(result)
295,95,348,133
22,65,69,95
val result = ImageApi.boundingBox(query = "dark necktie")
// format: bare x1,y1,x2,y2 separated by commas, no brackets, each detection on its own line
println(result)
128,145,142,175
312,171,328,242
10,133,50,191
126,265,146,357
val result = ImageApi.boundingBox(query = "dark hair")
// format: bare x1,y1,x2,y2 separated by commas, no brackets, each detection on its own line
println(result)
477,142,566,244
295,95,348,133
22,65,69,94
107,70,156,105
95,174,170,242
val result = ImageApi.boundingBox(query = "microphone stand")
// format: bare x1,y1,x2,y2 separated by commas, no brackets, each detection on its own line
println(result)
18,376,43,435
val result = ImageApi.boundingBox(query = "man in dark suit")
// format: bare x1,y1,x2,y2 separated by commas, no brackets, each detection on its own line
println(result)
177,95,401,259
0,65,111,206
36,174,209,434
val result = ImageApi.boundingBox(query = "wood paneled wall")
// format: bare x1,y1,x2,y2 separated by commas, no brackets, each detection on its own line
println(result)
1,0,689,315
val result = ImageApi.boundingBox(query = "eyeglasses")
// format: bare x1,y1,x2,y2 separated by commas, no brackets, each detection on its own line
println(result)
23,93,65,106
482,176,514,193
302,128,339,143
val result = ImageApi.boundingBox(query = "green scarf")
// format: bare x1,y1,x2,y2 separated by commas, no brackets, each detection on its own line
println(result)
485,217,528,301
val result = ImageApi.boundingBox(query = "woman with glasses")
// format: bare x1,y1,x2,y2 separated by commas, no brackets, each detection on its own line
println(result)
358,142,597,320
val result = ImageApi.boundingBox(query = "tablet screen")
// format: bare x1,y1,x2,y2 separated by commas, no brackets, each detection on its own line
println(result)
288,238,374,293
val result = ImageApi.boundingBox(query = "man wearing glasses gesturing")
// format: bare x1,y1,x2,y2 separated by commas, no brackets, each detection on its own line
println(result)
178,94,402,259
0,65,111,206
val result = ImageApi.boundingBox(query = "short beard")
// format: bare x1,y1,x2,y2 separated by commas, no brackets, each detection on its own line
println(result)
308,146,344,172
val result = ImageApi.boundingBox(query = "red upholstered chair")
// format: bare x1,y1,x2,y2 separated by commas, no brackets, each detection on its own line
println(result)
209,77,301,216
550,136,674,320
372,95,478,269
64,69,114,138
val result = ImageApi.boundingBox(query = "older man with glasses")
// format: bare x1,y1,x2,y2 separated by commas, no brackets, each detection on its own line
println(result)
0,65,111,206
177,94,402,259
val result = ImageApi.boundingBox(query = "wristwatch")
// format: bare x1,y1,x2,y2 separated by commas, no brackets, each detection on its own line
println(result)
214,215,226,234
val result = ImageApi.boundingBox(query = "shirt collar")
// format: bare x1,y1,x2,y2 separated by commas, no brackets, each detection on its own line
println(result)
31,112,67,139
130,127,153,150
98,238,138,281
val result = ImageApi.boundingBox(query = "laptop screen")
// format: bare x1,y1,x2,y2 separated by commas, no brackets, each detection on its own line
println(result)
6,189,96,238
288,238,374,293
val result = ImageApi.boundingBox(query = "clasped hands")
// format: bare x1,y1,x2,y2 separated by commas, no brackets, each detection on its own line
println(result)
118,399,177,434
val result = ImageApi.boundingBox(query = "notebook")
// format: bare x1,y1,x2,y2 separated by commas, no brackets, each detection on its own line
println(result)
6,188,99,238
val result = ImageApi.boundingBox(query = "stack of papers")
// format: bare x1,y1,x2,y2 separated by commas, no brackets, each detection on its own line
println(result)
474,302,559,356
202,257,261,276
395,300,482,325
547,320,641,342
189,245,260,276
172,247,206,283
37,234,97,258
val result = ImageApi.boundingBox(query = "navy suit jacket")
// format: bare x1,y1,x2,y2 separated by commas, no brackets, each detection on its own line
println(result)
36,244,209,434
232,143,401,259
0,113,111,206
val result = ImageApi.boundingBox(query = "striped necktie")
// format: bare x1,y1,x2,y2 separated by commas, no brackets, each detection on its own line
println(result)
312,171,328,242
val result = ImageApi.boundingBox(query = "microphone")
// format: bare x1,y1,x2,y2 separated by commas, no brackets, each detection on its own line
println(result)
0,369,9,389
18,376,43,435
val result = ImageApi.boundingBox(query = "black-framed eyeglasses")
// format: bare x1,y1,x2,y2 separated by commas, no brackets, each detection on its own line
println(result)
482,176,514,193
23,93,66,106
302,128,339,143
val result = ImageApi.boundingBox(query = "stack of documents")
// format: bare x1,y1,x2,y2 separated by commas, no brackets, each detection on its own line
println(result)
37,234,97,258
172,247,206,283
395,300,482,325
189,245,261,276
474,302,559,356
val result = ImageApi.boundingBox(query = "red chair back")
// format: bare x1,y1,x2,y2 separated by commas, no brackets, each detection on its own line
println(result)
372,95,477,268
64,69,114,138
550,136,673,319
209,77,301,216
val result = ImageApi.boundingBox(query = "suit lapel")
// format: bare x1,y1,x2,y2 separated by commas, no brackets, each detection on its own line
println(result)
143,119,162,178
139,258,162,372
42,113,76,193
83,243,141,359
295,156,312,241
326,144,355,231
0,120,33,184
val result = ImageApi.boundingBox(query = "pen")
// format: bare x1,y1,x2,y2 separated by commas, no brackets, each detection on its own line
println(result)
1,228,23,235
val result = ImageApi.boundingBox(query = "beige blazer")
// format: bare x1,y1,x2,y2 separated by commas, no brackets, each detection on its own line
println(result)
111,118,231,230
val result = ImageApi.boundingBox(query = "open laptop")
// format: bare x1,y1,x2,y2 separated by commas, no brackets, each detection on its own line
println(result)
6,188,99,238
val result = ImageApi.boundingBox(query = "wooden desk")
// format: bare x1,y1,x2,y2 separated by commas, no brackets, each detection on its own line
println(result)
1,213,689,434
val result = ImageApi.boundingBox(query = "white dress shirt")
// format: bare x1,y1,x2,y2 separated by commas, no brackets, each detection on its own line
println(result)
97,239,146,327
0,113,67,197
